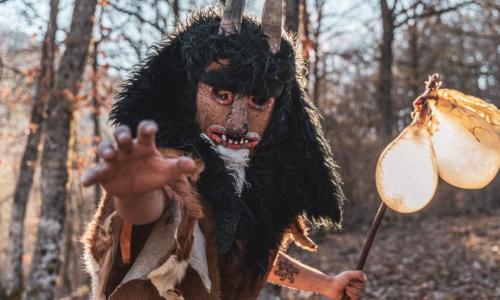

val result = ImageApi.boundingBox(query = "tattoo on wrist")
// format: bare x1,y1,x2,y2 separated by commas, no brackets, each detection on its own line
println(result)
274,258,300,283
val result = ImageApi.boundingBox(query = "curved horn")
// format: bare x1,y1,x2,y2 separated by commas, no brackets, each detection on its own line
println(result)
219,0,246,34
262,0,283,53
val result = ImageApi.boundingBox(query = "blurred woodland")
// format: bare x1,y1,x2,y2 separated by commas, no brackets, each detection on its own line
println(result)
0,0,498,299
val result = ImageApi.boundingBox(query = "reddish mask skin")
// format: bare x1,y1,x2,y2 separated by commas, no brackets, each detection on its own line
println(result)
195,61,275,151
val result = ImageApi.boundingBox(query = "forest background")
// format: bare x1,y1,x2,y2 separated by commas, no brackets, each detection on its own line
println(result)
0,0,498,299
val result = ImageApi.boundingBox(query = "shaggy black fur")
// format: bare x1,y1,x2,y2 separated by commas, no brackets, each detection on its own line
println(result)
109,8,345,277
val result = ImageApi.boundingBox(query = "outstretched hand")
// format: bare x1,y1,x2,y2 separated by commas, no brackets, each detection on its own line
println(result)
82,120,196,199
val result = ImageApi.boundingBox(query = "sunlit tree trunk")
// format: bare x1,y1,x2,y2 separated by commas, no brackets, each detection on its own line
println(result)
58,124,80,298
299,0,312,61
2,0,59,298
24,0,98,299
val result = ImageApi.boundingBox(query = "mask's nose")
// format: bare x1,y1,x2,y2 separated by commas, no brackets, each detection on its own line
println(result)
225,94,249,138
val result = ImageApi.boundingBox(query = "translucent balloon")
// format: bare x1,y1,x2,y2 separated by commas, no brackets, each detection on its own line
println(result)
428,99,500,189
376,123,438,213
437,89,500,135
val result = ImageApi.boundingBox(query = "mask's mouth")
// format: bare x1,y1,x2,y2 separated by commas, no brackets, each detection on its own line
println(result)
206,125,260,150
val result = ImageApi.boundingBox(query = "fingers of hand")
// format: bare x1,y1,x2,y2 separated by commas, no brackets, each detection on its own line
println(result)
346,286,361,300
83,140,116,186
348,280,364,290
81,169,95,187
137,120,158,147
162,157,196,183
114,125,133,153
177,157,196,172
97,140,116,161
349,271,367,282
345,280,364,300
82,163,111,187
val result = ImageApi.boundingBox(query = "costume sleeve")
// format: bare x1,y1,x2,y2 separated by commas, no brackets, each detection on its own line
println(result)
277,215,318,254
82,192,120,272
81,192,123,299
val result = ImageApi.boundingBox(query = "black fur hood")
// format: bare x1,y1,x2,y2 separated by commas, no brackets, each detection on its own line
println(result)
109,8,345,275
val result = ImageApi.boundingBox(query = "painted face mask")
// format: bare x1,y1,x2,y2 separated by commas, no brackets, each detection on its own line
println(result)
196,60,275,151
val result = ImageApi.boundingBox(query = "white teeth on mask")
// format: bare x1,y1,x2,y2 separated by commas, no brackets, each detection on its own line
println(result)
221,137,251,146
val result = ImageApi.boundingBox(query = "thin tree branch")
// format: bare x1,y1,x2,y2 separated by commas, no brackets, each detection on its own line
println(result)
109,2,165,34
394,0,475,28
397,0,423,18
390,0,400,13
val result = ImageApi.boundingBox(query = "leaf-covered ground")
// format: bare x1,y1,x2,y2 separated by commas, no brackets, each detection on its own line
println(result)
262,209,500,300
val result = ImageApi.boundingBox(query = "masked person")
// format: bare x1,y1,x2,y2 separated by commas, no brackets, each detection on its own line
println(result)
81,1,367,299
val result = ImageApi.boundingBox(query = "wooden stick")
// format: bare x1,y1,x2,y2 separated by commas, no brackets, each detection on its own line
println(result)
341,203,387,300
355,202,387,270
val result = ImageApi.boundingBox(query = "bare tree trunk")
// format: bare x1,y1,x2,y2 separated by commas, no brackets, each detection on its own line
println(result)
59,192,75,298
57,121,78,298
60,127,90,298
91,40,101,206
2,0,59,297
24,0,97,299
311,0,325,108
285,0,300,33
376,0,395,143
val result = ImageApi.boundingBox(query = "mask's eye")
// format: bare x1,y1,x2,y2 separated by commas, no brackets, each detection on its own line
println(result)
211,88,233,105
248,96,274,111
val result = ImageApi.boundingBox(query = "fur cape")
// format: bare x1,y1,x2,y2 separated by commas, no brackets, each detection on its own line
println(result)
109,8,345,276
